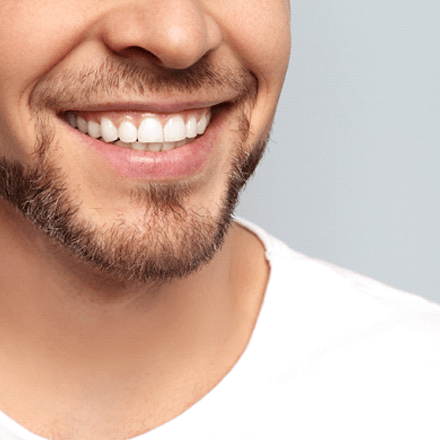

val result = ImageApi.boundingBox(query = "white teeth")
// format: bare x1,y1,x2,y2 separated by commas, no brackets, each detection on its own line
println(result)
186,116,198,139
164,115,186,142
138,117,164,143
68,109,211,151
101,117,119,143
115,140,187,152
197,113,207,135
88,120,101,138
113,139,193,152
77,116,88,134
119,120,137,143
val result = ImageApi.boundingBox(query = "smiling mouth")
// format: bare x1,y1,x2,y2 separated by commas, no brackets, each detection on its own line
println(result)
64,107,212,152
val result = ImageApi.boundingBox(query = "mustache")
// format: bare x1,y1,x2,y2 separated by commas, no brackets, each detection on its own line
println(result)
30,56,258,113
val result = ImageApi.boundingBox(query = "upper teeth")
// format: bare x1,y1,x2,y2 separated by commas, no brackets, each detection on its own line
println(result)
68,111,211,147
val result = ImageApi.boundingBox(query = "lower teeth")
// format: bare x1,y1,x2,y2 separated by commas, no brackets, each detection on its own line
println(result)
111,139,189,152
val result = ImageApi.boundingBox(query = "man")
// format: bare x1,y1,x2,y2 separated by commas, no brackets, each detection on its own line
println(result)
0,1,439,439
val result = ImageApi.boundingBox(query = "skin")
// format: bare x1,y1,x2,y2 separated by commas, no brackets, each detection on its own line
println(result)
0,1,290,439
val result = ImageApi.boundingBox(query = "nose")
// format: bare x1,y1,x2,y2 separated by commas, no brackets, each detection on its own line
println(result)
100,0,222,70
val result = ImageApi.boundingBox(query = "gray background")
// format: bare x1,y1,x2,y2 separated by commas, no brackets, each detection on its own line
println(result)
236,0,440,304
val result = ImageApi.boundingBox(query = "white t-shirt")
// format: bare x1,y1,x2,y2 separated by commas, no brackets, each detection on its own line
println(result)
2,219,440,439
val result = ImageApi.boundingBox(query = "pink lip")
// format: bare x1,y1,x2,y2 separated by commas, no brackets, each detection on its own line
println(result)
68,115,222,180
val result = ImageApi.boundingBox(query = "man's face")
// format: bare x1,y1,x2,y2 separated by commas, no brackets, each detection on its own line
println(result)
0,0,290,282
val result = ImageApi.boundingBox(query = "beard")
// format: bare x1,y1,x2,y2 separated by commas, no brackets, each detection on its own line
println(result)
0,58,267,283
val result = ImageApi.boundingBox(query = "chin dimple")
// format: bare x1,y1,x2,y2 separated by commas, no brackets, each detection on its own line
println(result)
66,109,211,152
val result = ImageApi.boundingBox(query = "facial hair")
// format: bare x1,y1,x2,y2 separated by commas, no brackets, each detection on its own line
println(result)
0,58,267,283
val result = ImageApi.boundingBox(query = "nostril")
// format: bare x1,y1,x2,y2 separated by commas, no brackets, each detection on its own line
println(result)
121,46,161,63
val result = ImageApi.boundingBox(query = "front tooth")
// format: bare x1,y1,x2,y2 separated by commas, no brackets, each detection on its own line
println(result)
88,120,101,138
186,116,197,139
77,116,88,134
138,117,164,143
101,117,118,143
164,115,186,142
197,113,207,135
119,121,137,143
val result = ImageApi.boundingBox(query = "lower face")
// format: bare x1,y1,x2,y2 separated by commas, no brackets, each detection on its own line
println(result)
0,0,290,284
0,59,267,283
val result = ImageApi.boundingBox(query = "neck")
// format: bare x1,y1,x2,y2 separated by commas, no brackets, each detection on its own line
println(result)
0,199,237,358
0,201,268,438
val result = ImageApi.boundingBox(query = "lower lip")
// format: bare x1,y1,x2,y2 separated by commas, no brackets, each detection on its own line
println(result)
69,116,221,180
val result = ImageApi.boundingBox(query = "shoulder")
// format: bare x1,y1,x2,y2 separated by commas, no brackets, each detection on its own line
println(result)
235,217,440,331
231,219,440,438
235,217,440,371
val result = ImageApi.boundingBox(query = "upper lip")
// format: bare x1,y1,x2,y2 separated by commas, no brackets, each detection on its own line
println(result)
60,98,232,115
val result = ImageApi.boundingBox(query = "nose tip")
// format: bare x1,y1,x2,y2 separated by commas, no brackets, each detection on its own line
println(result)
100,1,222,70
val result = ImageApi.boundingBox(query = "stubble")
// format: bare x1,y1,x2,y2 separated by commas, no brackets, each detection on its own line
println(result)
0,57,267,283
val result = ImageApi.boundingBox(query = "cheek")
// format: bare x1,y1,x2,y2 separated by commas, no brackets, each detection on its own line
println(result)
0,1,87,95
0,1,86,158
212,1,290,151
215,0,290,87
